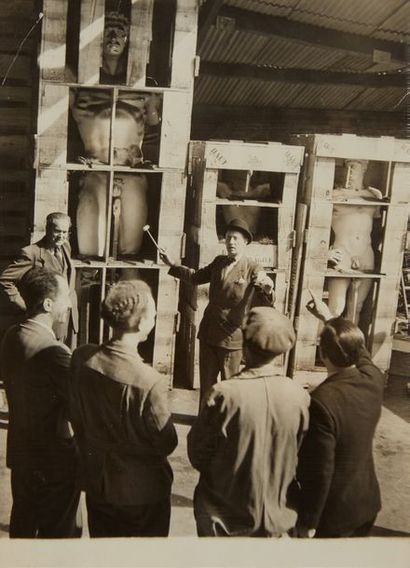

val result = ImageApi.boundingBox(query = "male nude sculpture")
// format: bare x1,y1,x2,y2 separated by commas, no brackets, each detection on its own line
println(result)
70,12,160,258
327,160,382,322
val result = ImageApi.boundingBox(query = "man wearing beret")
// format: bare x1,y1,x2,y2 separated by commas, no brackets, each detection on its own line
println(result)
161,218,274,401
187,307,310,537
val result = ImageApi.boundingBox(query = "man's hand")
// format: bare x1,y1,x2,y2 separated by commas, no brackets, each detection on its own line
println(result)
306,289,333,322
252,272,274,295
159,250,175,267
328,248,343,267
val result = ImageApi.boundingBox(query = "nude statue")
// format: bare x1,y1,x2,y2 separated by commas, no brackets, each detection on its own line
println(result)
327,160,382,322
69,11,160,258
216,171,272,238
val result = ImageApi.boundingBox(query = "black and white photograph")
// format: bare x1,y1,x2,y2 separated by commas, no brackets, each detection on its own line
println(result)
0,1,408,567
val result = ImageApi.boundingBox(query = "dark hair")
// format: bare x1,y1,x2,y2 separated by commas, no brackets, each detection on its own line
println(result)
46,212,71,230
17,267,61,314
101,279,152,331
320,317,365,367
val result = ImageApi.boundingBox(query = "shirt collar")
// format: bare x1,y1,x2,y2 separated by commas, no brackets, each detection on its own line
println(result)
26,318,56,339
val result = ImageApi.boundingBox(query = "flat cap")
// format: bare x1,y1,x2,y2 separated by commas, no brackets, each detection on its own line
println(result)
243,307,295,355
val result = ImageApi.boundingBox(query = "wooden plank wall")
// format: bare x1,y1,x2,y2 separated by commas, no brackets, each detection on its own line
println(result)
0,0,37,272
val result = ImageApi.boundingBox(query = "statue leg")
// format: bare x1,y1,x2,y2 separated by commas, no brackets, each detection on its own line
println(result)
327,277,350,317
346,278,372,324
117,174,148,255
77,172,107,256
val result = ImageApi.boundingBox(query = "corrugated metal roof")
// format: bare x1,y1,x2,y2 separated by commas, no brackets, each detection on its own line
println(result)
194,75,305,107
345,87,406,111
224,0,409,40
288,84,365,110
195,0,407,113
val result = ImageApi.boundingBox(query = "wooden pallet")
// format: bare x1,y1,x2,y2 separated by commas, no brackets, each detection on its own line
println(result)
291,133,410,375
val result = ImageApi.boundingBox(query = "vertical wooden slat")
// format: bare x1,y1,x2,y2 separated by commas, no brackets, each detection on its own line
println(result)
78,0,105,85
127,0,154,87
40,0,69,81
159,90,192,169
379,205,407,276
390,162,410,204
153,270,179,384
33,169,68,241
170,0,199,89
157,171,187,263
37,83,69,168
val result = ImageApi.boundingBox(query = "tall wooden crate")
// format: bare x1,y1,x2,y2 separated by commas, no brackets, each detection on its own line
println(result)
174,140,304,388
290,134,410,383
34,0,198,385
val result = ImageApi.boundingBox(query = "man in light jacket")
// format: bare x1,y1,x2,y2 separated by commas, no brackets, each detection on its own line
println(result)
188,307,310,537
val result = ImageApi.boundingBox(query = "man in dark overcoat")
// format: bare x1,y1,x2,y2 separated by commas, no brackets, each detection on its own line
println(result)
294,291,385,538
0,267,82,538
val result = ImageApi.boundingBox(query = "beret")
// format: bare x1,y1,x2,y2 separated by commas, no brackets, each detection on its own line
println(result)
243,307,295,355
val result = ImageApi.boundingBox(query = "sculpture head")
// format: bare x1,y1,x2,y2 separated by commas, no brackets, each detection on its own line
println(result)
103,11,130,58
343,160,368,191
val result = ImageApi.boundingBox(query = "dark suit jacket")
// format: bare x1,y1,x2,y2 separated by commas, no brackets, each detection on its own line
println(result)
0,237,78,333
0,319,77,469
296,346,385,536
169,255,273,349
70,342,178,506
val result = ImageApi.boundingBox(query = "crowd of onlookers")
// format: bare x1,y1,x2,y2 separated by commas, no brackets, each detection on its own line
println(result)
0,213,385,538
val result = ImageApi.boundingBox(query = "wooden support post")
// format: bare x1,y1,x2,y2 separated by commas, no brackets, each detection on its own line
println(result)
78,0,105,85
33,169,68,241
153,271,179,384
159,91,193,169
40,0,69,81
37,84,69,168
170,0,199,89
127,0,154,87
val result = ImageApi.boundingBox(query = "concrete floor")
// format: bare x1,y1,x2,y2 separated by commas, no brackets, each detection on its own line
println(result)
0,377,409,538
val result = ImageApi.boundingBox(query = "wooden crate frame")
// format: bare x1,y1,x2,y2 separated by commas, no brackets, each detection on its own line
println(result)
33,167,187,266
290,134,410,376
186,140,304,270
76,266,180,385
40,0,198,89
35,82,193,171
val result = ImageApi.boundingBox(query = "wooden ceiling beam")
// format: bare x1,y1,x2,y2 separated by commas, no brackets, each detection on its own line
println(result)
215,6,407,63
200,60,406,88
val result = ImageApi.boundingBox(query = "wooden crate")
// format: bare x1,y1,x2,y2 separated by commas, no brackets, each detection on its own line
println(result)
31,0,198,391
40,0,198,89
186,140,304,270
75,265,179,385
290,134,410,376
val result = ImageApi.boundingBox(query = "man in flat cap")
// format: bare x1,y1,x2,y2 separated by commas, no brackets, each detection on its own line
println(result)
161,218,274,401
187,307,310,537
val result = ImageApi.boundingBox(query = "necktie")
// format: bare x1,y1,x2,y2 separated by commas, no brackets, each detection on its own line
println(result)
54,247,64,270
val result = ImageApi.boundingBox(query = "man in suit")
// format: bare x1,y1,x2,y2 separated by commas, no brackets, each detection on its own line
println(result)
188,307,310,536
70,279,177,537
161,218,275,401
0,267,82,538
293,291,385,538
0,212,78,344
